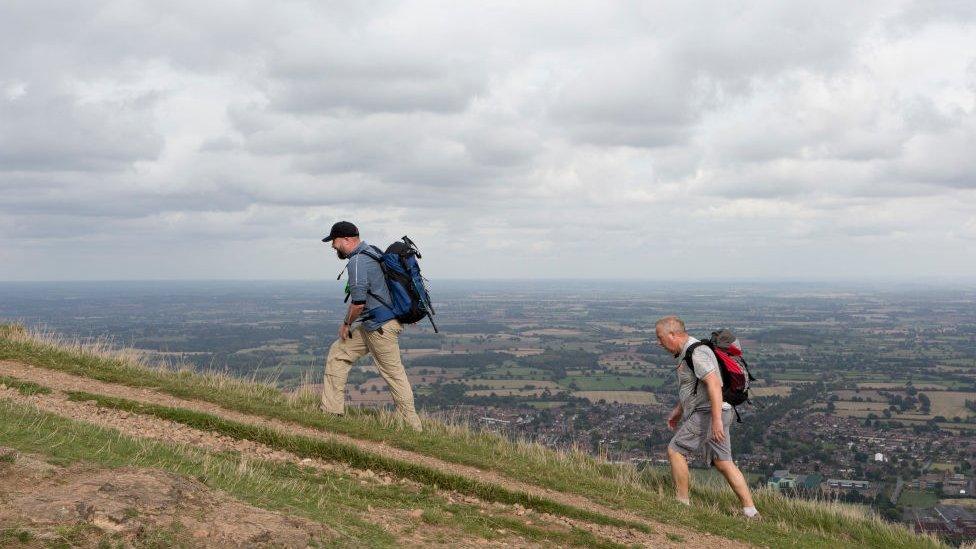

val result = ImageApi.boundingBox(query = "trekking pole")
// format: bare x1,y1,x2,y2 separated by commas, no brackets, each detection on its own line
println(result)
402,235,422,258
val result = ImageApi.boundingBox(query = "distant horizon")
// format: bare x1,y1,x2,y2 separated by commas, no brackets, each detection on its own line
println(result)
2,277,975,287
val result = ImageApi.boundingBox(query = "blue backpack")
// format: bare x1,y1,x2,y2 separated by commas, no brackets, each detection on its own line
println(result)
352,236,438,333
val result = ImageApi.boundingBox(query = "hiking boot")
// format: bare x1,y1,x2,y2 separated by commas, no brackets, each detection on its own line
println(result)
317,403,343,417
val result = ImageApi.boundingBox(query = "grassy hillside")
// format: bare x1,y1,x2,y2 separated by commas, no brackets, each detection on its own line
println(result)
0,323,945,548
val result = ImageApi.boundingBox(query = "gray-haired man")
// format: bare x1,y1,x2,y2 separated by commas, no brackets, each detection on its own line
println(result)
655,315,759,519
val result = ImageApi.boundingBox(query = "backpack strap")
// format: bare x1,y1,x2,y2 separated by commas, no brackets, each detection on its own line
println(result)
739,356,757,382
350,245,383,261
683,341,705,395
346,246,394,311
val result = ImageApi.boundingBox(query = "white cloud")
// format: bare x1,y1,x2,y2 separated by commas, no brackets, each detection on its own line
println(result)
0,0,974,280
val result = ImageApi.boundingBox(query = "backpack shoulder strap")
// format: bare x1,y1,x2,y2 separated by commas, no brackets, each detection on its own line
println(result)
684,341,705,395
683,341,705,370
346,246,394,310
355,245,383,261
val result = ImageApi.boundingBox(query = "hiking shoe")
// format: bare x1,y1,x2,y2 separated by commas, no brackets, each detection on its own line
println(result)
744,512,762,521
317,403,343,416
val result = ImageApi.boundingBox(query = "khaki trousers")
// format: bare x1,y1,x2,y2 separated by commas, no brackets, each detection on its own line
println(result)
321,319,423,431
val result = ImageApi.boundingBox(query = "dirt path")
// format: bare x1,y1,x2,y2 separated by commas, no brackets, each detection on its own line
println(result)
0,387,525,548
0,360,748,548
0,459,335,548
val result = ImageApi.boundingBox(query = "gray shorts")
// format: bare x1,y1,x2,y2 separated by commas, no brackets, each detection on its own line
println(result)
668,407,733,464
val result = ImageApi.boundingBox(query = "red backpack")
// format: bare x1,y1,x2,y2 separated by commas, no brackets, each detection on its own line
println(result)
684,330,756,421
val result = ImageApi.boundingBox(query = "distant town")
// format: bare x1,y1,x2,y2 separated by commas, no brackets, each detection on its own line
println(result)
2,280,974,544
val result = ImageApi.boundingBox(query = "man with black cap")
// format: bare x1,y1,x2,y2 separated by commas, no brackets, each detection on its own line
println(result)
320,221,423,431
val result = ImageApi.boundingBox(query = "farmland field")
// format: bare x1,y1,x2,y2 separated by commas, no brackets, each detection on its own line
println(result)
520,328,586,337
898,489,938,509
926,391,976,418
481,366,550,379
750,386,793,397
466,388,548,397
857,382,948,390
573,391,658,405
833,402,889,412
463,379,559,390
560,374,664,390
495,348,545,357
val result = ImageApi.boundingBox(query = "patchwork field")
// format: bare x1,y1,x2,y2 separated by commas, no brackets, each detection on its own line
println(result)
750,386,793,397
233,341,301,354
559,375,661,391
926,391,976,418
495,348,546,357
898,490,938,509
598,353,651,371
573,391,658,405
834,402,890,412
520,328,586,337
464,379,560,390
481,366,551,379
466,388,549,397
857,382,948,391
401,348,452,359
603,338,646,346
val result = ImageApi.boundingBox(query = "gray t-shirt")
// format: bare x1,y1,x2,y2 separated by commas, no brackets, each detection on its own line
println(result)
675,337,726,414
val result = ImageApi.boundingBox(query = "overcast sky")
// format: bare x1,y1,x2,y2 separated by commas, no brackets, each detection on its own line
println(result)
2,1,975,281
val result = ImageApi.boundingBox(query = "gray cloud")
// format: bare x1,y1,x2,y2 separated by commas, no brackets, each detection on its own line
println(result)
0,88,163,171
1,0,975,280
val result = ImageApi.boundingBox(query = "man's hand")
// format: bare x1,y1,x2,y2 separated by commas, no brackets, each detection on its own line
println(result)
338,303,364,341
667,406,683,431
702,370,725,442
711,416,725,443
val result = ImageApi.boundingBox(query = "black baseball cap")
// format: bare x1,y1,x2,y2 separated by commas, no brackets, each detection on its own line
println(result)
322,221,359,242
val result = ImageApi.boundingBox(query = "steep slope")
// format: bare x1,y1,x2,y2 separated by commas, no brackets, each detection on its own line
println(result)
0,324,945,548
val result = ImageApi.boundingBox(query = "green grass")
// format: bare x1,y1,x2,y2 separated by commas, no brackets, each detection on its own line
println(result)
0,527,33,544
483,366,550,379
0,325,944,548
898,490,939,509
0,374,52,396
560,374,657,390
64,389,647,537
0,397,383,545
0,397,623,549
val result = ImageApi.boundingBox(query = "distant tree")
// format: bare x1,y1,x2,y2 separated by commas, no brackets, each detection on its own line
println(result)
918,393,931,413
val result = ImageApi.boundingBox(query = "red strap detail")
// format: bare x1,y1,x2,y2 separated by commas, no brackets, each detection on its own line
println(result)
713,348,744,374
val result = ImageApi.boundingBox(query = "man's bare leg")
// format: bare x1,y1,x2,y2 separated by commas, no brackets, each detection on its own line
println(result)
713,459,755,508
667,446,691,504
